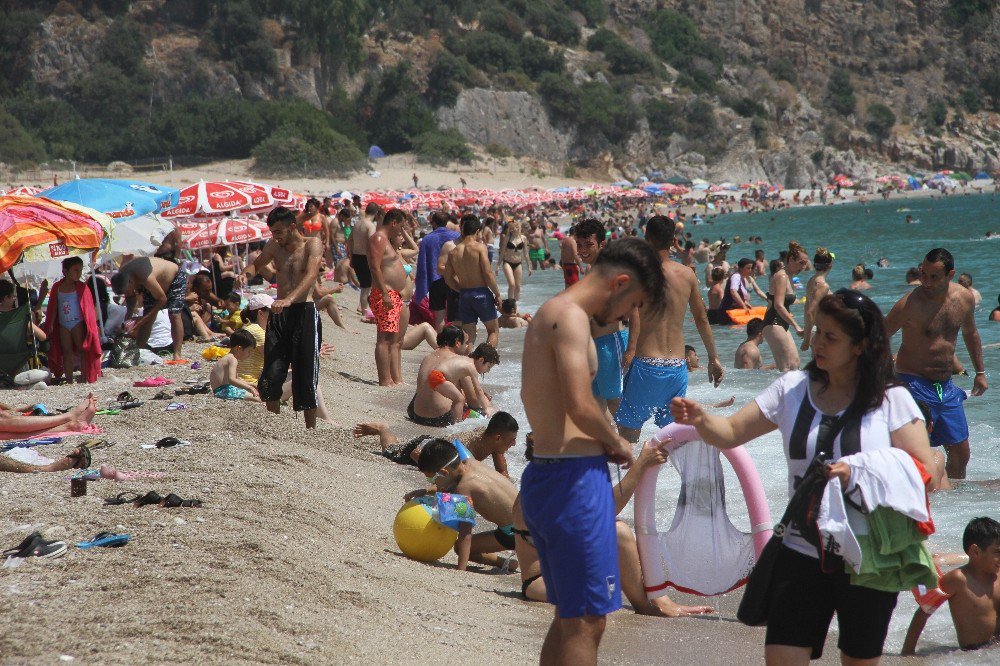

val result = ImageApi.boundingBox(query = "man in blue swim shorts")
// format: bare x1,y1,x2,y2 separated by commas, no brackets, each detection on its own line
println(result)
886,248,987,479
616,217,724,443
520,238,666,664
443,214,502,348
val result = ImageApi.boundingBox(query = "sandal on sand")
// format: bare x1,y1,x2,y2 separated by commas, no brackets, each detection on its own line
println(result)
153,437,189,448
176,383,210,395
76,532,130,549
80,438,113,451
117,391,138,403
160,493,202,508
162,359,189,365
134,377,172,388
67,447,92,469
104,492,141,506
164,402,188,412
3,532,67,560
133,491,163,507
94,409,121,416
152,390,174,400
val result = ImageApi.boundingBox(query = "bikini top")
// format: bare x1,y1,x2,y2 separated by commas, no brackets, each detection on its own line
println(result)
303,218,322,233
507,238,524,250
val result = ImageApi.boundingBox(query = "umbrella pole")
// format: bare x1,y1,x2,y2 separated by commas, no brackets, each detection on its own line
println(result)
90,254,106,341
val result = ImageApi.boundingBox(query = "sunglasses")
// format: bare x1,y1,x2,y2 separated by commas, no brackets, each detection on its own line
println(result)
425,453,460,485
834,288,873,333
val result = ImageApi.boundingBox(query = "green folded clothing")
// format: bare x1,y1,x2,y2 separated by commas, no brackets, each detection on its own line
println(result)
850,507,938,593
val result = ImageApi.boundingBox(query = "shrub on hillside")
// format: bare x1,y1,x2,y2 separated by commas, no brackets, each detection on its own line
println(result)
478,4,526,42
355,64,437,153
565,0,607,25
252,127,366,176
426,50,479,107
645,9,721,92
960,88,983,113
924,98,948,127
0,107,46,165
518,37,565,77
524,2,581,45
460,31,522,73
98,17,149,78
827,69,856,116
150,97,268,157
587,28,653,76
0,10,43,96
865,103,896,144
538,72,583,124
576,81,637,144
412,128,474,165
766,59,799,86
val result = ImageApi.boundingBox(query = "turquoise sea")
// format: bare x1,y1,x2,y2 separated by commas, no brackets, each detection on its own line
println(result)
459,192,999,660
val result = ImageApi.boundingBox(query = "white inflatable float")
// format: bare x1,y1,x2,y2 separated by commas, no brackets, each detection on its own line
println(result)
634,422,772,598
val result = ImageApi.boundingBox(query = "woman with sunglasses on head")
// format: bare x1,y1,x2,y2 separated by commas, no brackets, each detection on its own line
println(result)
763,241,808,371
670,289,939,665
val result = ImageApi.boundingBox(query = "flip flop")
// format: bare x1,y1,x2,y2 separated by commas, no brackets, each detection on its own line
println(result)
104,492,141,506
163,359,189,365
115,401,144,410
3,532,67,560
80,438,113,451
117,391,138,403
152,390,173,400
189,362,202,370
133,490,163,507
95,409,121,416
76,532,130,549
67,447,92,469
160,493,202,508
141,437,191,449
164,402,188,412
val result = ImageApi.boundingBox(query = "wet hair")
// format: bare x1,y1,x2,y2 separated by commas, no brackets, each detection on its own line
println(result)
787,241,807,262
0,280,14,300
460,213,482,236
337,208,352,221
192,273,213,290
684,344,696,355
228,328,256,349
436,324,465,348
963,517,1000,553
225,292,242,305
382,208,405,226
572,218,606,243
110,271,128,295
364,202,381,216
711,267,726,283
643,216,676,251
416,439,462,475
958,272,973,287
500,298,516,314
266,206,297,228
924,247,954,273
429,211,449,228
852,264,866,281
746,316,765,339
483,411,518,436
306,197,321,210
769,259,784,275
470,343,499,365
905,267,921,283
61,256,84,272
593,238,667,316
737,258,753,270
755,249,765,258
813,247,832,270
864,267,874,280
804,290,894,416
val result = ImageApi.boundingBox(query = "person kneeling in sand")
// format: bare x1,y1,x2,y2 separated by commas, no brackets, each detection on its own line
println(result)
734,318,776,370
209,329,261,402
405,439,519,572
354,411,520,477
498,298,530,329
407,326,498,427
513,435,714,618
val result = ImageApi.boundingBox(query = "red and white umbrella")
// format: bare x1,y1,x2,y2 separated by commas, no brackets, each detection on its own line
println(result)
178,220,219,250
216,217,270,245
162,181,286,218
1,185,43,197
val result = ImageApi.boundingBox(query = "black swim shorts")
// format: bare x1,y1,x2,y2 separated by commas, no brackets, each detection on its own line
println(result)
350,253,373,288
143,266,188,314
406,396,454,428
765,546,898,660
428,278,449,311
258,302,320,411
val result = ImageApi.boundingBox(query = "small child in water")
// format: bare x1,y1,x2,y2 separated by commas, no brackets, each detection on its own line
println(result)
209,329,260,401
902,517,1000,654
498,299,530,329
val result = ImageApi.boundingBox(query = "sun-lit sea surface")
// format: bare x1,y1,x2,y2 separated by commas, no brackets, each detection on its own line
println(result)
455,192,999,661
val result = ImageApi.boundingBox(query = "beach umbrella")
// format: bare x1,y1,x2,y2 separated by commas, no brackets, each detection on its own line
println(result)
106,214,174,256
179,220,220,250
215,217,270,246
161,180,281,218
973,172,990,180
0,185,43,197
39,178,179,222
0,196,112,274
665,175,692,186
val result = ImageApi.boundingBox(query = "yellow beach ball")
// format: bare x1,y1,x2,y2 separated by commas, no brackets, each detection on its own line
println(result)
393,500,458,562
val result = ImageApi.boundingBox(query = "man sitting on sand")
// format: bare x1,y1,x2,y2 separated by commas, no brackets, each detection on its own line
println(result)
0,394,97,442
354,411,519,477
405,439,519,572
513,436,714,618
407,326,498,427
734,318,775,370
209,329,261,402
902,517,1000,654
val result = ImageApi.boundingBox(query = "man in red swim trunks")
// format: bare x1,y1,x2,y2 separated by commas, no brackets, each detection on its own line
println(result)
368,208,409,386
559,228,581,289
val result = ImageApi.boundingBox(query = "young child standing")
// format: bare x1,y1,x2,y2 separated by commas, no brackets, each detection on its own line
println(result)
209,329,260,402
44,256,102,383
903,517,1000,654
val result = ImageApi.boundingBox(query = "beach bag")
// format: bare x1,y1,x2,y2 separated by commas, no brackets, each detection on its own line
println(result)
108,334,140,369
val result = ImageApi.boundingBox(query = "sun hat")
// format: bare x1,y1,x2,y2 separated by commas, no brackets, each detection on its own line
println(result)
247,294,274,310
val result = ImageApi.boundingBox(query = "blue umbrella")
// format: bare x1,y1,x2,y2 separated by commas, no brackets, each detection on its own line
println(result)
40,178,179,222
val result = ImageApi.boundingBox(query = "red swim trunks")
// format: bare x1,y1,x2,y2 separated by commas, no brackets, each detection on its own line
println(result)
562,262,580,288
367,289,403,333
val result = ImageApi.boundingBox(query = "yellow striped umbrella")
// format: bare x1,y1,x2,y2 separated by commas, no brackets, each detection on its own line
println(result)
0,195,113,273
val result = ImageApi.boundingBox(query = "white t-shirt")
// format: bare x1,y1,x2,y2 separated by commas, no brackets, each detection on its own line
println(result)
147,310,172,349
727,273,747,302
755,371,923,558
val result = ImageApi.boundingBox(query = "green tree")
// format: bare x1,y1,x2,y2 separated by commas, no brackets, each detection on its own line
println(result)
960,88,983,113
412,128,474,165
565,0,607,25
518,37,564,78
99,18,150,78
827,69,856,115
924,98,948,127
766,59,799,86
980,71,1000,108
537,72,583,124
865,103,896,144
425,50,478,108
645,9,721,91
0,10,43,96
355,64,436,152
0,107,46,165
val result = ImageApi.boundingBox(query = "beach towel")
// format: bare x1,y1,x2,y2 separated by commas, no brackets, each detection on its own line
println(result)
0,424,102,443
44,279,103,383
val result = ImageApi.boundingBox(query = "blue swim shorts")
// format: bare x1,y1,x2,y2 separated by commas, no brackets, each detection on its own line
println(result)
214,384,249,401
615,357,688,430
520,455,621,618
897,373,969,447
592,329,629,400
458,287,498,325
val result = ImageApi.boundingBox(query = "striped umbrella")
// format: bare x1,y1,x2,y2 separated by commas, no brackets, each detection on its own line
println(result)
0,195,113,274
0,185,43,197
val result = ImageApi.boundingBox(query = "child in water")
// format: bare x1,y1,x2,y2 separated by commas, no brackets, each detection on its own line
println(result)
209,329,260,401
902,517,1000,654
498,299,530,329
44,256,102,383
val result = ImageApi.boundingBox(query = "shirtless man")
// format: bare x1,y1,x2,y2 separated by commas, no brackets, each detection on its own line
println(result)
527,218,547,271
350,202,379,314
110,256,187,360
560,230,581,288
239,206,323,428
367,209,409,386
734,318,775,370
443,214,502,348
407,326,497,427
958,272,983,307
575,218,638,420
886,248,987,479
617,217,724,444
519,237,666,665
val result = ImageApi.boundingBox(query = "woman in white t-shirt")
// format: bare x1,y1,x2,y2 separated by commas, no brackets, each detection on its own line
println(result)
670,289,938,664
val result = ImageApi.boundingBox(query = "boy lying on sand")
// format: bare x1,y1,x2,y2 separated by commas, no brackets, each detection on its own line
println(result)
404,439,519,572
209,329,261,402
903,517,1000,654
354,411,519,477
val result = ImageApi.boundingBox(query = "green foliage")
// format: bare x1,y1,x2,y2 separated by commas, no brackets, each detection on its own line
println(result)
645,9,721,92
0,107,46,165
730,97,768,118
207,1,277,77
565,0,607,25
751,116,770,149
766,59,799,86
924,98,948,127
865,103,896,142
943,0,998,27
960,88,983,113
683,99,717,140
587,28,654,76
426,50,478,108
277,0,375,71
149,97,268,158
457,31,522,73
412,128,474,164
645,99,681,140
479,4,526,41
252,127,366,176
0,10,43,96
980,71,1000,108
323,86,367,143
537,72,582,124
518,37,565,78
485,142,512,157
520,1,581,45
576,81,637,144
826,69,856,115
355,64,436,152
98,18,149,78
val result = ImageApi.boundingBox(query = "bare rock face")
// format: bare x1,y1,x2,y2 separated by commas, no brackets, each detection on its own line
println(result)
436,89,575,162
31,14,108,94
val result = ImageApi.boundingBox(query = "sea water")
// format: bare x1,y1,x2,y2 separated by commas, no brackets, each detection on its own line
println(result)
457,192,999,661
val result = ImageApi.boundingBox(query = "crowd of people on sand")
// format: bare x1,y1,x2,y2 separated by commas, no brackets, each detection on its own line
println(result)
3,185,999,663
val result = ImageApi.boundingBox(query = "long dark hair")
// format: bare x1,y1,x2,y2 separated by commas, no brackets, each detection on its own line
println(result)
804,289,895,416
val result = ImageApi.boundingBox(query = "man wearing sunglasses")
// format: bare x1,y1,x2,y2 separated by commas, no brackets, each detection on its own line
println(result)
886,248,987,479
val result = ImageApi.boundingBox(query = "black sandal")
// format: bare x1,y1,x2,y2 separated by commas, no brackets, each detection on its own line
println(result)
67,447,92,469
133,491,163,507
154,437,185,448
116,391,137,403
104,492,141,506
160,493,202,508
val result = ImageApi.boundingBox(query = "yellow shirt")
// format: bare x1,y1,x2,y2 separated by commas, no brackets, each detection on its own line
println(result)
237,323,266,384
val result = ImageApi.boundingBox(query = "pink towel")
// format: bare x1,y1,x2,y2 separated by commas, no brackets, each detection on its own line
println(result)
0,423,103,443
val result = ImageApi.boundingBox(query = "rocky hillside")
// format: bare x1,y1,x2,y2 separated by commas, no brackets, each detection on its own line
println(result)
2,0,1000,185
